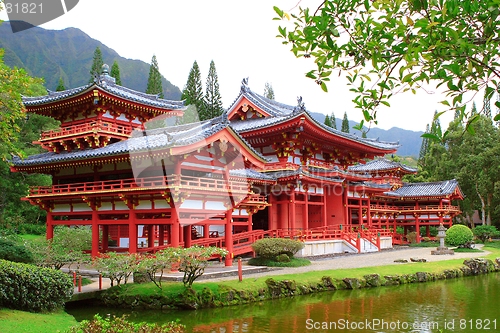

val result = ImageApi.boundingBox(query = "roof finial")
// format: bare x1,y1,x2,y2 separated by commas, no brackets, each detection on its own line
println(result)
102,64,109,75
294,96,305,113
241,77,249,93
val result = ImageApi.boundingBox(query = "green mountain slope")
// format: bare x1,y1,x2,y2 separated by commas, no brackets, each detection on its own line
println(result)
0,22,181,100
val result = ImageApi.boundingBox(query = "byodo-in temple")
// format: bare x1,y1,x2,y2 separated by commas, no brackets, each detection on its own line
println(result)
11,68,464,265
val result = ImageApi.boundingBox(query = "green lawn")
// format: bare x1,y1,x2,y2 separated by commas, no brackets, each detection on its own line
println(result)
0,309,77,333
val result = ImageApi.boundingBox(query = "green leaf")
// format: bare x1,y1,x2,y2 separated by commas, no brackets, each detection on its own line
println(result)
320,81,328,92
273,6,284,18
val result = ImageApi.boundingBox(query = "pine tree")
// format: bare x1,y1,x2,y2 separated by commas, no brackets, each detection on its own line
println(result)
204,60,223,120
430,110,442,137
181,61,204,123
341,112,350,133
330,112,337,129
56,77,65,91
89,47,103,83
418,123,430,165
264,82,275,100
146,55,164,98
110,60,122,85
483,89,492,119
324,114,332,127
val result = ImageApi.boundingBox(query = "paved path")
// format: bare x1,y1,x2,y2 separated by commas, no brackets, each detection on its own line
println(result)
200,245,489,282
70,245,489,296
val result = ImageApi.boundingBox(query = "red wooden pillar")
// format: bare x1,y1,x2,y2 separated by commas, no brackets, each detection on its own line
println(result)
303,188,309,231
224,210,233,266
290,187,296,233
147,225,154,247
322,190,328,227
203,224,210,238
184,225,192,248
343,185,349,226
46,212,54,240
91,210,99,258
158,225,165,246
129,213,137,253
102,225,109,252
248,213,253,232
170,221,180,247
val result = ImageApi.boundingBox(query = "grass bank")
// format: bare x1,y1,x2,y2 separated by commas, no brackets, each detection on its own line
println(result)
0,309,77,333
101,243,500,310
3,243,500,331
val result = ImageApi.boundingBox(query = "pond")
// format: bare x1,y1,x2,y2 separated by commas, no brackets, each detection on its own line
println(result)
67,273,500,332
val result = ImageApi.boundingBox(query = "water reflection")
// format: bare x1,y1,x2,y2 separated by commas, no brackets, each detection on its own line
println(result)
67,273,500,333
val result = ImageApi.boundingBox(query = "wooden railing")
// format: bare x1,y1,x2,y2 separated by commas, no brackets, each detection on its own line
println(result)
28,174,250,197
40,121,133,141
370,204,461,214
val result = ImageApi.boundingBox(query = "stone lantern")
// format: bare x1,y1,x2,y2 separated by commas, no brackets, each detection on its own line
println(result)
431,224,454,255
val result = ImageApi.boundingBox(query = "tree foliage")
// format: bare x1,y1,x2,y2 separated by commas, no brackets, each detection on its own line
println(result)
473,225,500,243
274,1,500,138
264,82,275,100
25,226,91,270
324,114,332,127
56,77,65,91
181,61,204,124
420,114,500,226
175,246,228,288
203,60,224,120
110,60,122,85
146,55,164,98
341,111,350,133
89,46,103,83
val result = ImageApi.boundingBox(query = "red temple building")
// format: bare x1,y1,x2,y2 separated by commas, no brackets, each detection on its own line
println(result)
11,69,463,265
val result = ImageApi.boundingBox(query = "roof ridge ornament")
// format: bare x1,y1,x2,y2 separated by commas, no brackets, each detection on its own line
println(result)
293,96,306,114
241,77,250,93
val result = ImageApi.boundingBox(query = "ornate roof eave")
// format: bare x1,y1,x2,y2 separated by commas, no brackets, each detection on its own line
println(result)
22,74,184,115
381,179,463,200
349,158,418,174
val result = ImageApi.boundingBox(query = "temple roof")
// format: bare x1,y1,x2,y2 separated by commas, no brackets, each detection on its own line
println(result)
11,115,268,168
228,79,399,152
22,72,184,110
228,78,299,117
384,179,462,198
349,158,418,173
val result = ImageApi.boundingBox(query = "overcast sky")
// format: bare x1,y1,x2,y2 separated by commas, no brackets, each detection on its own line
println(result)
0,0,463,132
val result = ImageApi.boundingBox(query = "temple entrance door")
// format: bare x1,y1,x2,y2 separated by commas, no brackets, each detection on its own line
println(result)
252,207,269,231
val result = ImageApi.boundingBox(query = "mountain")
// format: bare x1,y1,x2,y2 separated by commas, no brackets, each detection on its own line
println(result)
309,111,423,157
0,22,182,100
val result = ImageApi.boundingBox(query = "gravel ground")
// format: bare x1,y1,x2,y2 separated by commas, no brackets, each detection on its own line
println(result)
201,245,489,282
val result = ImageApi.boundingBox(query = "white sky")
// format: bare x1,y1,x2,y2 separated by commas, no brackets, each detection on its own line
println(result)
0,0,461,132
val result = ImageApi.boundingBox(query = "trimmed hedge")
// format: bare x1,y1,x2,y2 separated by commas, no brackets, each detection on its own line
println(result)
0,238,34,263
0,259,73,312
251,238,304,259
446,224,474,247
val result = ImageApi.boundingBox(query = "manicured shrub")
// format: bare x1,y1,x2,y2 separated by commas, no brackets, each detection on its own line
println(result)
275,253,291,262
473,225,500,243
251,238,304,260
0,238,34,263
67,314,185,333
0,259,73,312
406,231,418,244
446,224,474,247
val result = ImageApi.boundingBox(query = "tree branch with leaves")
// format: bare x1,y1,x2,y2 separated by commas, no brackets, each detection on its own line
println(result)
274,0,500,140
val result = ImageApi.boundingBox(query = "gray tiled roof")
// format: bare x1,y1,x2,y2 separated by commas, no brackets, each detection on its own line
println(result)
228,79,399,152
12,116,268,167
349,158,418,173
229,169,276,181
22,74,184,110
384,179,461,198
266,167,344,184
